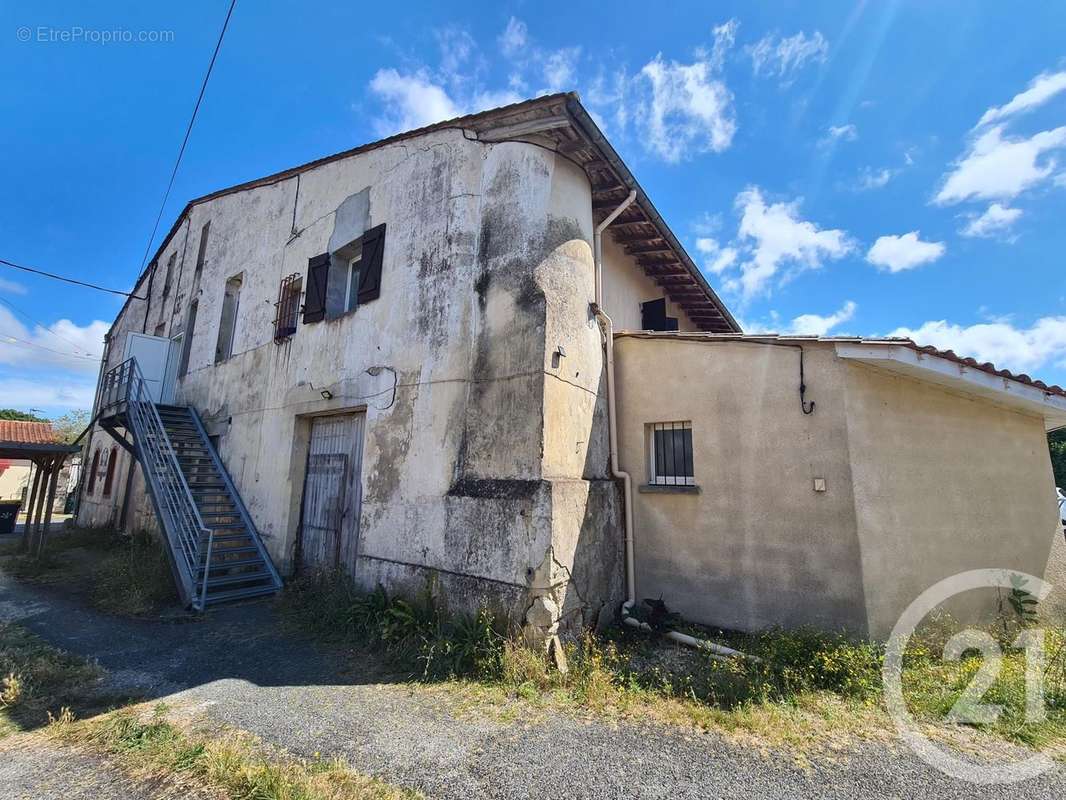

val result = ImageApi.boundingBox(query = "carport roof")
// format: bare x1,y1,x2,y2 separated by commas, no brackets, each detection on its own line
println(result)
0,420,80,459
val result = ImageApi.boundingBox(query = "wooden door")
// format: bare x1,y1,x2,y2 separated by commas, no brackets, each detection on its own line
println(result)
299,414,364,572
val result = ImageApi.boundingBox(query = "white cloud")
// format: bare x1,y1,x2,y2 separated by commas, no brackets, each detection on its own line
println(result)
587,67,629,135
729,187,853,298
960,202,1023,238
367,69,461,136
889,317,1066,374
866,231,945,273
435,26,476,82
746,31,828,83
977,70,1066,128
855,166,895,191
498,17,527,57
0,377,96,414
0,305,106,375
694,237,738,274
824,123,858,143
543,47,581,93
935,124,1066,205
789,300,857,336
636,54,736,162
709,19,739,70
0,277,28,295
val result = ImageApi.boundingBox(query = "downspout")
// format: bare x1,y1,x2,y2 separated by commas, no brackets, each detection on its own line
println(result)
590,190,750,662
590,189,636,613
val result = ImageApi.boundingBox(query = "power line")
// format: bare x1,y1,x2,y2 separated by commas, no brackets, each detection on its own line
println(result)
0,295,96,356
137,0,238,273
0,258,144,299
0,331,100,361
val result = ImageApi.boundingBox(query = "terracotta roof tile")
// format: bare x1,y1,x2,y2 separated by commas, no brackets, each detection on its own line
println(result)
614,331,1066,400
0,420,58,445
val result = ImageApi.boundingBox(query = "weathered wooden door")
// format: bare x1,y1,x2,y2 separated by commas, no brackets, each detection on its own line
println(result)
298,414,364,572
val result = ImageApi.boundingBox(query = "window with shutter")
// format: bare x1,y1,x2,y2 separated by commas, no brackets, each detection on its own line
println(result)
303,253,330,323
640,298,679,332
356,223,386,304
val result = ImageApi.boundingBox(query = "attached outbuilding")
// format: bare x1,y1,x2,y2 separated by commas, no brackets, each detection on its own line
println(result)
614,333,1066,638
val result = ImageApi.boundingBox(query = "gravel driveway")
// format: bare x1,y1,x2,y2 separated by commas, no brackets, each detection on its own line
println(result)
1,566,1063,799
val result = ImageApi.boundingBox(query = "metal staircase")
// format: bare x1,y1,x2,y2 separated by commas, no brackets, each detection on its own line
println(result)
97,358,282,610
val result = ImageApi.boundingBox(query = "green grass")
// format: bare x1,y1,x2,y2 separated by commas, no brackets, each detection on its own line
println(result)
49,704,422,800
282,571,1066,758
1,528,177,617
0,621,102,737
1,619,418,799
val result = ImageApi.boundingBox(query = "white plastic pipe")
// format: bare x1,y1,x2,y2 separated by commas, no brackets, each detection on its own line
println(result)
590,189,752,662
591,190,637,621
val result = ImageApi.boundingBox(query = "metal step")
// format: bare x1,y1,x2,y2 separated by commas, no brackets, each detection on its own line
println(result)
201,545,259,559
204,532,252,543
205,569,270,588
202,584,280,605
199,556,265,573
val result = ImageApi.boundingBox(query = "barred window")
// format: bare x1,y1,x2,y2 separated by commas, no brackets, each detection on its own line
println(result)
273,273,302,342
647,421,694,486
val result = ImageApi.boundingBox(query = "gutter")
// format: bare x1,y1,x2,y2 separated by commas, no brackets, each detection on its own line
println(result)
588,191,750,663
566,95,741,333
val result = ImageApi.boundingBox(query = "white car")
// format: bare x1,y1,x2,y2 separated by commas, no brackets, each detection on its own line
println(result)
1060,487,1066,525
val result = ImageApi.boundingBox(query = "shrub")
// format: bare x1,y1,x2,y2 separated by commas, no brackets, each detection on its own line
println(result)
282,571,505,680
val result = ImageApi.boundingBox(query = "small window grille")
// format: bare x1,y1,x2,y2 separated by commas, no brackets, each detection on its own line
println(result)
274,273,302,342
648,421,694,486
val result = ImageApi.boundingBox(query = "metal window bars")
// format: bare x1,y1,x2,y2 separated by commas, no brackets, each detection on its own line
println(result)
99,357,213,609
649,421,694,486
273,273,302,342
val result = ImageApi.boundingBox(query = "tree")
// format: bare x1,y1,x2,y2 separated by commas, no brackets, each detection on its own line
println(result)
1051,429,1066,490
0,408,47,422
50,409,91,444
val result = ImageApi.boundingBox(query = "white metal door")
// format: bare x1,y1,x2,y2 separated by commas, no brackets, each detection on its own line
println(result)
123,333,178,403
299,414,364,572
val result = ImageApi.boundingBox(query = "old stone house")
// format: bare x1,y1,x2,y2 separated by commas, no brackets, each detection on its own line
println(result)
78,93,1066,639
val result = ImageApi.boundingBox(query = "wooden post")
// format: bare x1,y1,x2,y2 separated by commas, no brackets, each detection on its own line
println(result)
29,459,50,554
20,459,44,552
36,457,62,559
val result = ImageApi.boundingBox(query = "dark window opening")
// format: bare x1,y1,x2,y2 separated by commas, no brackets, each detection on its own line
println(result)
86,449,100,494
194,221,211,276
178,300,198,377
641,298,679,332
102,446,117,497
162,252,176,297
648,422,694,486
214,273,243,363
274,274,302,341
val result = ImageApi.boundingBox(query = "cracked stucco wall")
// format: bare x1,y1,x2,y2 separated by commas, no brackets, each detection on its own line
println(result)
77,127,635,636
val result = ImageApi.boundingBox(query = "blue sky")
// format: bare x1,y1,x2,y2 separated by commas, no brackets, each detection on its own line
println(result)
2,1,1066,416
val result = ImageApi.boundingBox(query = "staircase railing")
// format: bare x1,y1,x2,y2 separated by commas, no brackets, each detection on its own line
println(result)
100,357,212,610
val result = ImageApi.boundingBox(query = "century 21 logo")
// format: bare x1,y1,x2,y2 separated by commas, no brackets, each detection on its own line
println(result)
882,570,1055,785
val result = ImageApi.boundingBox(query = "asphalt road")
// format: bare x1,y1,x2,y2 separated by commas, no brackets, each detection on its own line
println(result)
1,565,1063,799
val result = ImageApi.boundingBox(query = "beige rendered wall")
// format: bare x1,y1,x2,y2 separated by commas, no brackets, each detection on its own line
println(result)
613,337,868,634
844,363,1062,638
0,460,31,502
600,235,698,332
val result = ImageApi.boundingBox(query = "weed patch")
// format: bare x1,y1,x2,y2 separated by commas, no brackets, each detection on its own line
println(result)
49,704,421,800
283,571,1066,757
0,621,101,737
2,528,177,616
